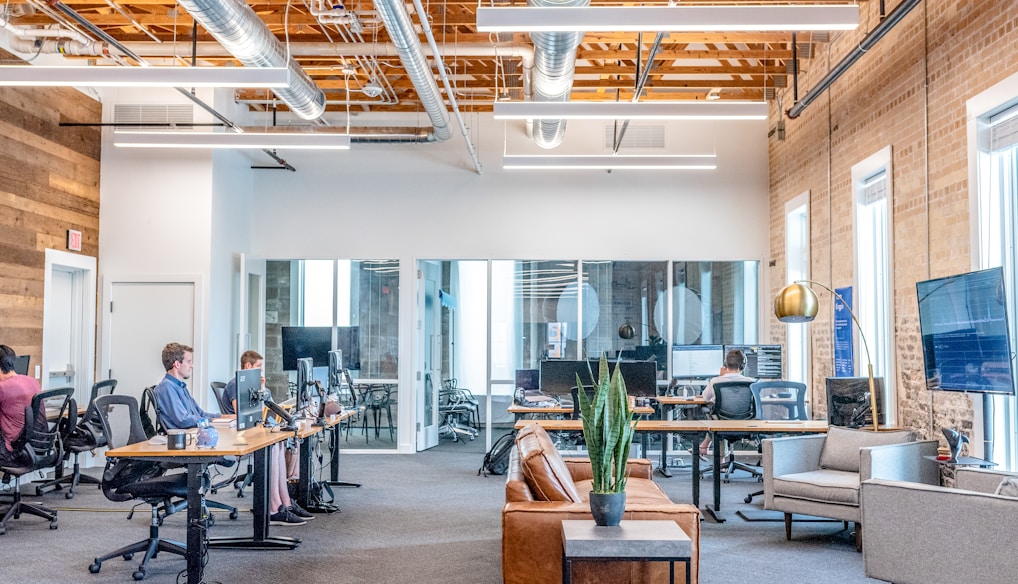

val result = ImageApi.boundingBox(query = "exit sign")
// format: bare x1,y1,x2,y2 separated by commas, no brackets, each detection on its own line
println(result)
67,229,82,252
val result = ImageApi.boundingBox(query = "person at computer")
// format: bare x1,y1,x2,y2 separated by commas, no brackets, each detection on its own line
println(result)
154,343,310,526
221,350,308,524
0,345,41,467
698,348,755,457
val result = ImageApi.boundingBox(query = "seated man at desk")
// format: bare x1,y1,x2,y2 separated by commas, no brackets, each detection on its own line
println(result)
222,350,308,524
0,344,40,467
154,343,310,526
698,348,755,457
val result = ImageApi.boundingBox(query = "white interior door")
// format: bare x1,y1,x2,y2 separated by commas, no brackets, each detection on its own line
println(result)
416,262,442,451
236,254,266,357
105,281,196,403
43,250,96,405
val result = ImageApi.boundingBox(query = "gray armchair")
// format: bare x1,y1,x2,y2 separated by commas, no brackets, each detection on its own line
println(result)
763,426,938,550
862,468,1018,584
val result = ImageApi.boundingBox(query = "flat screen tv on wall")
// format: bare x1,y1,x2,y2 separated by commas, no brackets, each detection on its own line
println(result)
916,267,1016,395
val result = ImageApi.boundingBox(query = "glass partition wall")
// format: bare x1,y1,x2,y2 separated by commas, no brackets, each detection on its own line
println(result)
265,259,400,451
264,258,758,452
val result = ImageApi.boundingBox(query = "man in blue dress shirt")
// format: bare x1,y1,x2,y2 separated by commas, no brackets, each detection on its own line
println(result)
153,342,225,429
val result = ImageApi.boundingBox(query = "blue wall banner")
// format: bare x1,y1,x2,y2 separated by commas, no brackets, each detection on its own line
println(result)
833,286,855,377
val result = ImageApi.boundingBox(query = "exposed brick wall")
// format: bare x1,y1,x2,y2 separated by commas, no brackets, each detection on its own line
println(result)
264,260,293,400
769,0,1018,444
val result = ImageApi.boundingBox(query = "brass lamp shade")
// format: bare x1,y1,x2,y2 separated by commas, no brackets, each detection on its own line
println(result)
774,283,820,323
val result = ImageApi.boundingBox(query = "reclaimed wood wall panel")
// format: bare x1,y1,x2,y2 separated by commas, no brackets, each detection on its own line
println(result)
0,61,101,372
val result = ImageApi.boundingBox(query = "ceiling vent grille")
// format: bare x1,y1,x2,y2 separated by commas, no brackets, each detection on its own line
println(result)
603,123,665,149
113,104,194,130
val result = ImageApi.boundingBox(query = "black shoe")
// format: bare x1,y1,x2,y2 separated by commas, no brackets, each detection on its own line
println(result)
269,509,306,526
289,503,314,520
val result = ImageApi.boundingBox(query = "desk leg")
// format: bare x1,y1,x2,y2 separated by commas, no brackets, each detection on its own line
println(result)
656,430,672,478
326,425,360,489
691,437,700,508
208,445,302,550
562,556,571,584
703,431,726,523
185,462,205,584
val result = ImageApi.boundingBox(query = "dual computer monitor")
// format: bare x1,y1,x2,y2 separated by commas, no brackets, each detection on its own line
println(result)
670,344,783,379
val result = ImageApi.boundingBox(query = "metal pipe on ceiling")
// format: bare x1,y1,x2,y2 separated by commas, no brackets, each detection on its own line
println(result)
174,0,326,121
786,0,922,119
528,0,589,149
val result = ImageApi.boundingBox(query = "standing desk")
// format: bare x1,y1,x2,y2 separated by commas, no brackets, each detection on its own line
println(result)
105,426,297,584
294,409,360,513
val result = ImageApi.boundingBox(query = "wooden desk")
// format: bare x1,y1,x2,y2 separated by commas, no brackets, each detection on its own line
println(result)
513,418,831,520
703,420,829,522
508,404,655,421
293,410,361,512
651,396,708,477
515,419,709,507
105,426,296,584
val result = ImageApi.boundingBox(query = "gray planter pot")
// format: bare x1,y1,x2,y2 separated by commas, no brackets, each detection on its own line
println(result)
589,491,626,527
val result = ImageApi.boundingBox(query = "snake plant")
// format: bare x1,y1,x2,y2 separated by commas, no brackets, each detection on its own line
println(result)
576,354,636,494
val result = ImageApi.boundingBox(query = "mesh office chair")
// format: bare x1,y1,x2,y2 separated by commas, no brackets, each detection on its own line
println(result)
140,386,238,522
438,378,479,442
708,380,763,483
89,394,189,581
0,387,73,534
35,379,117,499
744,380,808,503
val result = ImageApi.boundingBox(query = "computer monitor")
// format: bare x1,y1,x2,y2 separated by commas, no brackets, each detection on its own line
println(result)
671,344,724,378
539,360,598,396
13,355,30,376
234,368,263,432
328,350,344,391
723,344,783,379
281,326,331,370
295,357,315,418
611,361,658,397
515,369,540,391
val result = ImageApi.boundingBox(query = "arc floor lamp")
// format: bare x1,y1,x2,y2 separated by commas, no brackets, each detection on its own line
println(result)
774,280,880,432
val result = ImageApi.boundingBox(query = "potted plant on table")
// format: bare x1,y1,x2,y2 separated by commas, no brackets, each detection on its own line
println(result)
576,354,636,527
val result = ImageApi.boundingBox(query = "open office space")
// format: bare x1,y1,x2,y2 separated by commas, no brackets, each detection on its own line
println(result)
2,1,1018,583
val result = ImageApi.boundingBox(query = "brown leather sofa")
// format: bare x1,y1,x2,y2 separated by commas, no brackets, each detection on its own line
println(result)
502,424,700,584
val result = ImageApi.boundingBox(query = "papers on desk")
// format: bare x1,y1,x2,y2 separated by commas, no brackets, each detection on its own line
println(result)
211,418,236,428
148,436,167,445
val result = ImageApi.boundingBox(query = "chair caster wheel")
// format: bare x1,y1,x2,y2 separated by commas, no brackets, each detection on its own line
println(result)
89,562,101,574
50,521,58,529
123,553,134,560
66,491,75,499
744,495,753,504
0,527,6,535
133,568,147,580
229,510,238,520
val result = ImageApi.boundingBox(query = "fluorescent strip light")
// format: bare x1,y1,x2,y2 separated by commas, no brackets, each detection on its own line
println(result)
477,5,860,33
0,66,290,88
503,155,716,171
494,101,767,120
113,131,351,150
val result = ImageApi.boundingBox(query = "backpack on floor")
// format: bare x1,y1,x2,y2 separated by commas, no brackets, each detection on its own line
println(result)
478,430,516,477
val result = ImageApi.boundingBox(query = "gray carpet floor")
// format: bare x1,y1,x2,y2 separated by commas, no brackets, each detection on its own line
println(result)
0,440,882,584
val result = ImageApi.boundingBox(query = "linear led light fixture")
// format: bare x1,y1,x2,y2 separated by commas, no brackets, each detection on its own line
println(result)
476,5,860,33
113,131,351,150
494,101,767,120
503,154,716,171
0,66,290,88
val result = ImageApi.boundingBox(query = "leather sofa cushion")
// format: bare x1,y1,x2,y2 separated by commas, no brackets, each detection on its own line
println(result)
819,426,914,472
516,424,582,503
773,469,861,506
574,478,670,505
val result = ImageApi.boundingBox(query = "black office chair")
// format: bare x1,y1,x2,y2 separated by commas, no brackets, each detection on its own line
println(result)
0,387,73,535
141,386,238,521
744,380,808,503
89,394,189,581
35,379,118,499
210,381,230,413
707,380,763,484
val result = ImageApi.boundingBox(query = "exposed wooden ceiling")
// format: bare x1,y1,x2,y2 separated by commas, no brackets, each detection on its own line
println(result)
4,0,867,116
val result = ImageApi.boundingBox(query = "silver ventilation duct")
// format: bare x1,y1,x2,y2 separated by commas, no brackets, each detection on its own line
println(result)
529,0,588,149
175,0,326,121
373,0,452,142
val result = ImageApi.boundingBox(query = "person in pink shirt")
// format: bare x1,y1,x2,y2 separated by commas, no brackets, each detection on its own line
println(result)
0,345,41,466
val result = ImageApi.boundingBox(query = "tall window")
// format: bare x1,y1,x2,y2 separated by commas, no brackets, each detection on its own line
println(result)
785,194,810,384
853,147,894,424
976,101,1018,469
